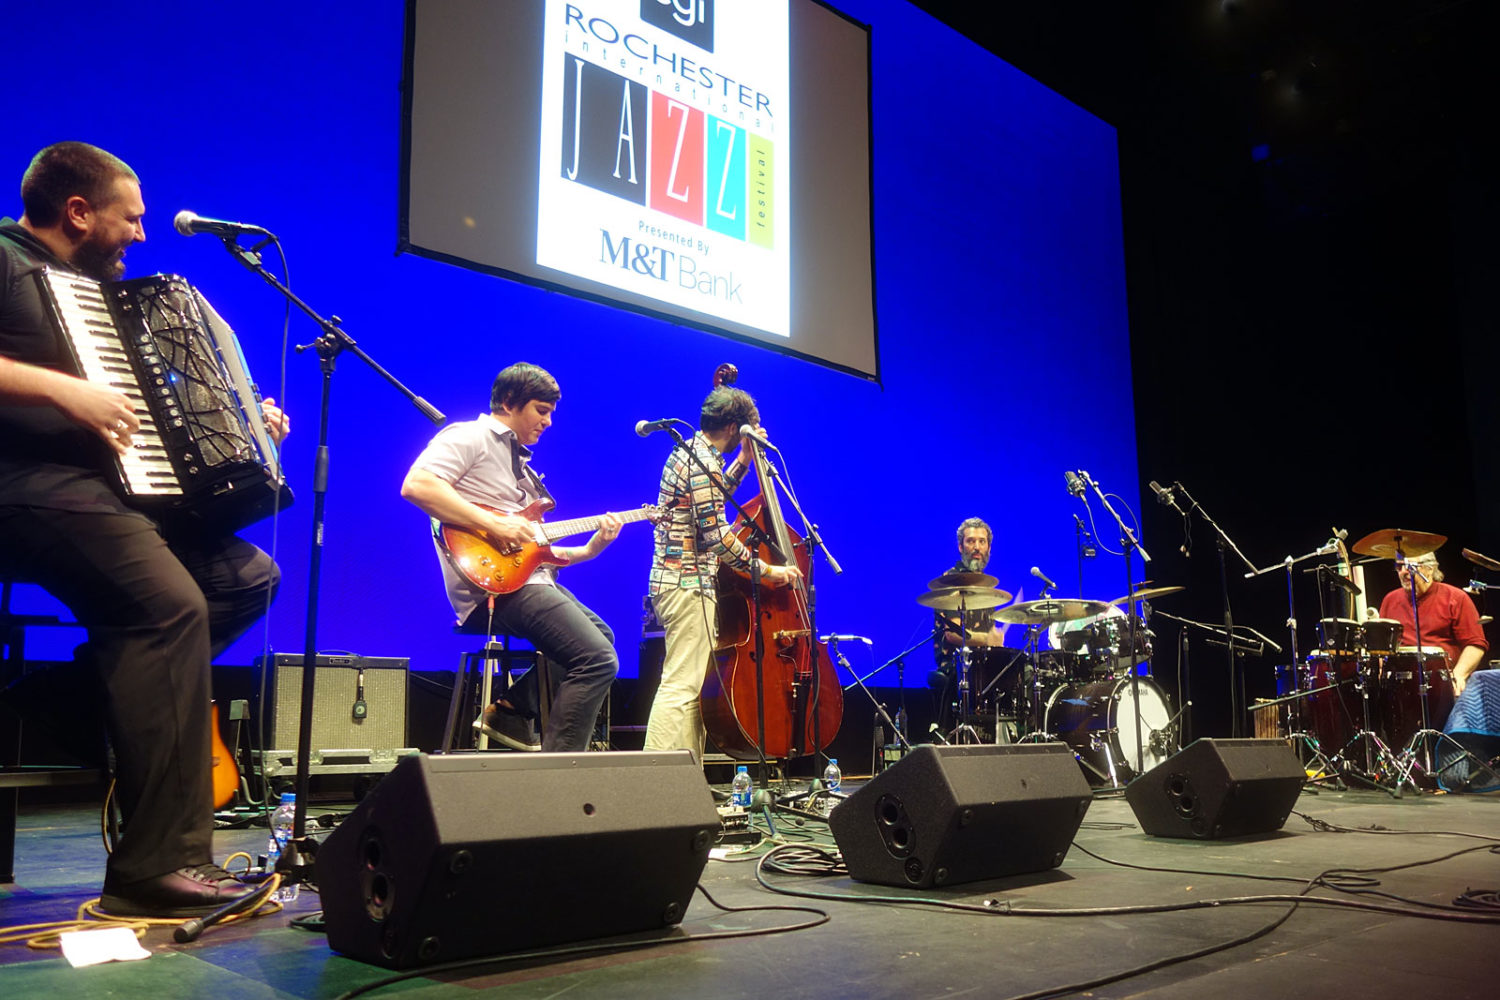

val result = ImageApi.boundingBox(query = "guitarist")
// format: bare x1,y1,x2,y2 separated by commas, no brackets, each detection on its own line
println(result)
642,384,799,762
401,362,621,752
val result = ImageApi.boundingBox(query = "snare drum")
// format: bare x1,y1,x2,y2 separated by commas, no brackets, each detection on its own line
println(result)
1304,653,1364,755
1360,618,1403,654
1378,647,1454,751
1044,676,1173,783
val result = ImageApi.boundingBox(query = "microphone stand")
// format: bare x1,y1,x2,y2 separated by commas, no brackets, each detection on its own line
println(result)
763,455,843,795
212,234,444,892
1171,482,1257,737
1246,539,1340,740
1078,471,1150,776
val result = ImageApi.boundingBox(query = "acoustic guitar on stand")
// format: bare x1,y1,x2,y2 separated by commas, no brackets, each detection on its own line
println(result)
437,499,663,594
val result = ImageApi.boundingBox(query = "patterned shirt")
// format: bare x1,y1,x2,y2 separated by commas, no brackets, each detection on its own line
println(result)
648,430,756,596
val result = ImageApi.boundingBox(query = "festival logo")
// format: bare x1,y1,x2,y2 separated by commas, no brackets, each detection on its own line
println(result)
641,0,714,51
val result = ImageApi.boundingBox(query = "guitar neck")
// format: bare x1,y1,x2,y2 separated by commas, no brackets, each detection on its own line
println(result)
539,507,653,543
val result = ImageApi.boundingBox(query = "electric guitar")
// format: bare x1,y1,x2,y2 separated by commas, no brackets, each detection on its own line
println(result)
437,499,663,595
210,701,238,809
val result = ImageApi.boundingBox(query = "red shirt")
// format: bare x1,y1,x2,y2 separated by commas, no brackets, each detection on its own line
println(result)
1377,581,1489,665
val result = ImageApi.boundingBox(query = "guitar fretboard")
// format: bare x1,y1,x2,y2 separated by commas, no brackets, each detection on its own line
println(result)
540,506,657,543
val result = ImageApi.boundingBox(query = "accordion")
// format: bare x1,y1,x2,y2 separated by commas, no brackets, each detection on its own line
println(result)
33,268,293,532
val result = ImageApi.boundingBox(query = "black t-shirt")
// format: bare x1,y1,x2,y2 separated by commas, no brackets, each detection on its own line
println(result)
0,219,131,513
932,558,997,670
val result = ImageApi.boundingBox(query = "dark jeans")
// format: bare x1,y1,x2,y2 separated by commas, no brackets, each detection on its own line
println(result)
0,505,279,885
462,582,617,752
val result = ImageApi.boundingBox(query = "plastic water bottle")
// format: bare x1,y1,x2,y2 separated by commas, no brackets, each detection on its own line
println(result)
822,758,842,794
266,791,299,903
730,765,753,808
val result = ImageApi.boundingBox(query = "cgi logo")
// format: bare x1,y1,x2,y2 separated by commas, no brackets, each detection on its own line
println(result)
641,0,713,52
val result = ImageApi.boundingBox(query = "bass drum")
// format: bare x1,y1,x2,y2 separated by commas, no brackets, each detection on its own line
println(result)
1044,677,1174,783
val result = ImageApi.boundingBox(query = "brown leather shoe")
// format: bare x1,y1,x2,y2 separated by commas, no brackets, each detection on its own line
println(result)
99,863,256,918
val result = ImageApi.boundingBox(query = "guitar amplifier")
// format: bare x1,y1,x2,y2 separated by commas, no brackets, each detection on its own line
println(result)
257,653,410,757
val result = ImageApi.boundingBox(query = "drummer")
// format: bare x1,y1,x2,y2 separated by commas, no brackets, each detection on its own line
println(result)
936,517,1007,643
929,518,1008,705
1378,552,1488,696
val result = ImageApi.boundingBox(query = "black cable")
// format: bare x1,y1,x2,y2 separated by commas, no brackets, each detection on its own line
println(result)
329,882,828,1000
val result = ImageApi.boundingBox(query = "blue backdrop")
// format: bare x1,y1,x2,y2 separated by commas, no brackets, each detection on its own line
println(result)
7,1,1136,689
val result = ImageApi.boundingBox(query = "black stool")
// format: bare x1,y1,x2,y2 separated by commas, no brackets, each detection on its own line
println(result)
440,624,552,753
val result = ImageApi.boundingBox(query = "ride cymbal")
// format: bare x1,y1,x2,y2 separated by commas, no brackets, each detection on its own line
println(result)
916,587,1013,611
1462,548,1500,573
1110,584,1185,605
1351,528,1446,560
994,598,1110,624
927,571,999,592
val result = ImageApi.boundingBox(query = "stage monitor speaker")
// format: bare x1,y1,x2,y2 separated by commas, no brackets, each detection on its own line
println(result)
827,743,1092,888
257,653,408,752
1124,738,1305,839
315,751,719,969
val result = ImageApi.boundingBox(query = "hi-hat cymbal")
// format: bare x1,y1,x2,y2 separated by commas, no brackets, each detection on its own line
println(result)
916,586,1013,611
1351,528,1446,560
928,571,999,592
1462,548,1500,573
1110,584,1185,605
994,598,1110,624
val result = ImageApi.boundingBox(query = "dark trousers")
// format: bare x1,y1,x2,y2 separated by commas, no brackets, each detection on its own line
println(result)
0,505,278,885
462,583,617,752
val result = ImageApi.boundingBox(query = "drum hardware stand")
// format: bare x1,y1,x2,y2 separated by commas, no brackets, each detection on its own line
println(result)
1328,655,1410,795
1391,547,1443,787
1019,622,1050,737
1073,470,1150,776
951,638,984,745
207,230,446,892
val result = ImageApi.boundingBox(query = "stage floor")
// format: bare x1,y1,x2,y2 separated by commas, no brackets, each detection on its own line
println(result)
3,776,1499,999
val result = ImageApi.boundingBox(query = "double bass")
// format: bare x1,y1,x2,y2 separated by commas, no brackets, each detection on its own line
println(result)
700,364,843,760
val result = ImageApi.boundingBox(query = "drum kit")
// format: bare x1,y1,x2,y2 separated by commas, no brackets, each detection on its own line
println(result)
916,573,1186,787
1270,528,1469,790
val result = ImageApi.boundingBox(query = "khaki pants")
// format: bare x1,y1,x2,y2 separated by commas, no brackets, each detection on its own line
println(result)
643,588,717,761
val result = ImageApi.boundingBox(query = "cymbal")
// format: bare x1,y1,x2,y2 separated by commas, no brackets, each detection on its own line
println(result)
1350,528,1446,560
994,598,1110,625
916,586,1013,611
927,571,999,592
1110,584,1185,605
1462,548,1500,573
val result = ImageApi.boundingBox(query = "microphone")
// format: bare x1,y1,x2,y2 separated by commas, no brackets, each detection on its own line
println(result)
1064,470,1085,497
819,634,873,645
738,424,778,451
173,210,271,238
927,722,950,745
1148,480,1175,505
634,418,683,437
1030,566,1058,592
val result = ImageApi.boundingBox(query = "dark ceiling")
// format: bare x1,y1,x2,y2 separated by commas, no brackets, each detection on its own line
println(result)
907,0,1484,221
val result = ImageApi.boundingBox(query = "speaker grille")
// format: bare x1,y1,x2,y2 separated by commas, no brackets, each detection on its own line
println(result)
262,654,408,751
